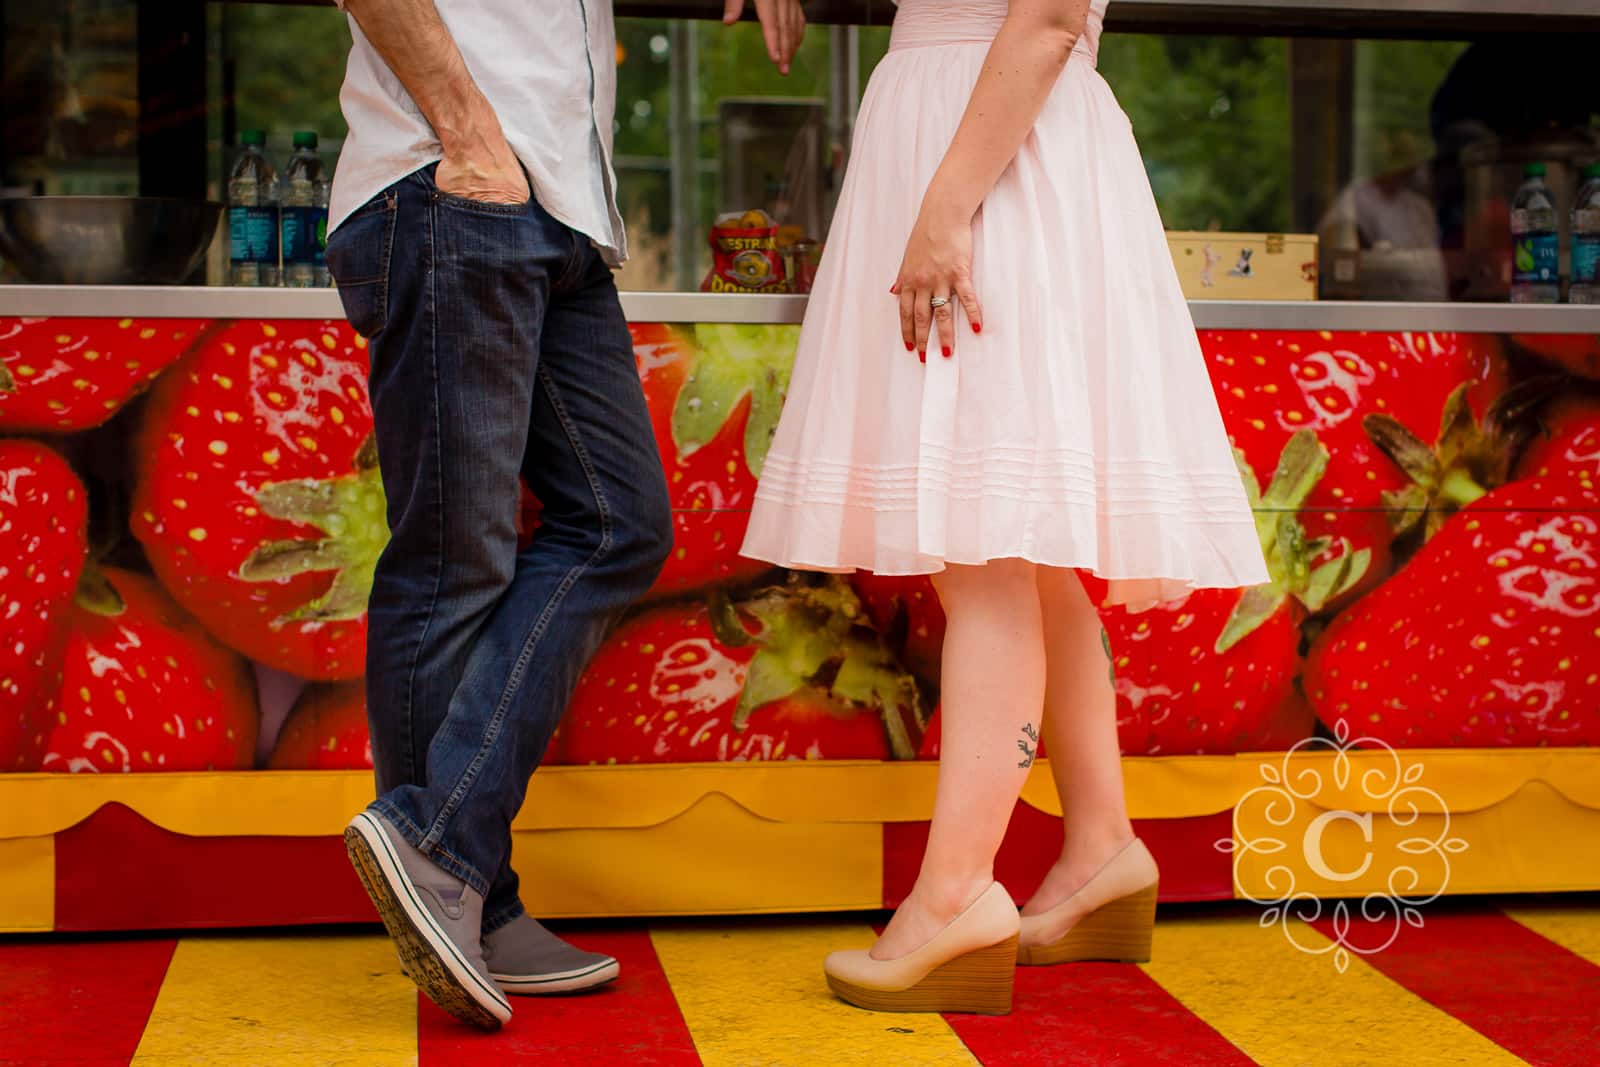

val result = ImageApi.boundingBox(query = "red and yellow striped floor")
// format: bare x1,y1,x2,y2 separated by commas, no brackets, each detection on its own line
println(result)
3,898,1598,1066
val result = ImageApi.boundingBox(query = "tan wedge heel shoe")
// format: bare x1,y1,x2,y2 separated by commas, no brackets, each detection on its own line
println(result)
824,882,1020,1015
1018,838,1160,965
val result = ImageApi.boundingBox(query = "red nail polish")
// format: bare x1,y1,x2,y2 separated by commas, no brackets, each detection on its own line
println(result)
972,322,982,334
919,350,926,364
942,346,952,358
905,341,914,352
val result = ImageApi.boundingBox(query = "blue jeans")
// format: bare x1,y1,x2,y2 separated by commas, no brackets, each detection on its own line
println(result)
326,165,671,933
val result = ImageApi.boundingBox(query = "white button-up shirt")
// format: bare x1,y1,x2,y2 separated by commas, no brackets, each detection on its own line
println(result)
328,0,627,265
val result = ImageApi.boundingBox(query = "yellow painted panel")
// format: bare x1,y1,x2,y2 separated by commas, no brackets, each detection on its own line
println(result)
131,935,415,1067
652,921,977,1067
510,792,882,918
1141,915,1527,1067
1504,906,1600,966
1234,779,1600,899
0,835,53,931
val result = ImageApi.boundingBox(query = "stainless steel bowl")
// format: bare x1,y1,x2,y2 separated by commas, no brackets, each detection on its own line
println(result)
0,196,223,285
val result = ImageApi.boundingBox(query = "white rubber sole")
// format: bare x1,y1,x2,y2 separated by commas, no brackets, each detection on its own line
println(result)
491,957,621,995
345,811,512,1029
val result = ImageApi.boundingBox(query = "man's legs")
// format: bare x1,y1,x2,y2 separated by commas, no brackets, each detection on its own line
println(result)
346,169,670,1025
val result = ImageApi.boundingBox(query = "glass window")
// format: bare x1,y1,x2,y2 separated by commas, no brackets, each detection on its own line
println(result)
3,3,1598,300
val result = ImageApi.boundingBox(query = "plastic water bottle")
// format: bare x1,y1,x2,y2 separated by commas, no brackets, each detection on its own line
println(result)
228,130,279,287
1510,162,1559,304
1570,163,1600,305
280,131,330,288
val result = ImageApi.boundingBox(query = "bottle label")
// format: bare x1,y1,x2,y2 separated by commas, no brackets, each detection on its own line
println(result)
1575,235,1600,286
1513,232,1558,285
230,206,278,265
282,206,330,269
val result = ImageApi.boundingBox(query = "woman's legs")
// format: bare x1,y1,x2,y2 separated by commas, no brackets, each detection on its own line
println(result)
1022,567,1136,916
871,557,1046,960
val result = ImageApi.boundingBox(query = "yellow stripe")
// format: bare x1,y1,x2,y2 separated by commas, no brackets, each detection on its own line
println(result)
1141,914,1528,1067
131,934,416,1066
0,835,54,931
1503,906,1600,966
651,921,978,1067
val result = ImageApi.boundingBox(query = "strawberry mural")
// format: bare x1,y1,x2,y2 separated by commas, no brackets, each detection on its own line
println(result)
0,441,88,771
561,575,924,763
267,682,371,770
42,568,259,772
131,319,383,679
1517,393,1600,488
1204,330,1506,604
849,572,946,686
1089,431,1367,754
632,322,790,597
1305,479,1600,747
1,317,206,432
1511,334,1600,380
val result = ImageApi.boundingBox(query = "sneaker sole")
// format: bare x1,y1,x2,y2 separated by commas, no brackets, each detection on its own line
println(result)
491,957,621,995
344,812,512,1030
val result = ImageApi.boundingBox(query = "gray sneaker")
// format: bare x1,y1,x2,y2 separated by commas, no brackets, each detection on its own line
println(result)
484,914,620,995
344,810,512,1030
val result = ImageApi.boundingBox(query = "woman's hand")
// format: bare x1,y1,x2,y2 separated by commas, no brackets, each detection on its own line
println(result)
893,205,983,362
723,0,807,75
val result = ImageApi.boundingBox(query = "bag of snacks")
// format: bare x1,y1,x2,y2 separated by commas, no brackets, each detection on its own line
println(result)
701,209,790,294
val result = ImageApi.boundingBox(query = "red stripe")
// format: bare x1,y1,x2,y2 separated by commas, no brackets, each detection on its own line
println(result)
418,926,699,1065
884,807,1235,909
0,937,176,1065
943,961,1253,1067
1307,906,1600,1067
55,802,375,932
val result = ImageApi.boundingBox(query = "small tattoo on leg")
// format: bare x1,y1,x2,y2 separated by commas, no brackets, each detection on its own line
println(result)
1018,723,1040,768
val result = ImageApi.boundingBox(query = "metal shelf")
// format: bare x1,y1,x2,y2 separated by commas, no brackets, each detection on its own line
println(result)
5,286,1600,333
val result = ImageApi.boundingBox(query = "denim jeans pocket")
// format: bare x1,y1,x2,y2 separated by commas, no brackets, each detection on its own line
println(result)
326,191,398,338
416,162,530,217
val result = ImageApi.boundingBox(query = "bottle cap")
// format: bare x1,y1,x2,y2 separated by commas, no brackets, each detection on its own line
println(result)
293,131,319,149
1524,162,1547,178
240,129,266,146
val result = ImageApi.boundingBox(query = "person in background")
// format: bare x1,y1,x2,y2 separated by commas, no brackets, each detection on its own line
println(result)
325,0,805,1030
1318,39,1599,301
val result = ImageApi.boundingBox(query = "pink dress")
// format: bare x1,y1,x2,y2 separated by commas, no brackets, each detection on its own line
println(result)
740,0,1269,607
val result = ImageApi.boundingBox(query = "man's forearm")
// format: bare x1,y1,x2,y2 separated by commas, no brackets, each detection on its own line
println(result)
342,0,503,156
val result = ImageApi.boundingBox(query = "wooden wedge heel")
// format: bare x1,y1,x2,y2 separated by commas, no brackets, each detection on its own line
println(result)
827,934,1019,1015
824,882,1021,1015
1018,881,1158,964
1018,838,1161,966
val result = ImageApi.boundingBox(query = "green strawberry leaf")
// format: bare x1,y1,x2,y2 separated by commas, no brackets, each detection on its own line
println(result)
1101,626,1115,685
674,324,799,478
1364,413,1439,486
237,434,389,625
1301,545,1372,614
830,631,922,760
1215,584,1285,654
735,653,807,727
74,567,125,617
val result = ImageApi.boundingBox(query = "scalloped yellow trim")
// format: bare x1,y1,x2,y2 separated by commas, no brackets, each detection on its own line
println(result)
0,750,1594,842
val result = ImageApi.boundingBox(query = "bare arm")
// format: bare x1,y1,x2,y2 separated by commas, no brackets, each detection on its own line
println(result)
895,0,1091,358
341,0,527,203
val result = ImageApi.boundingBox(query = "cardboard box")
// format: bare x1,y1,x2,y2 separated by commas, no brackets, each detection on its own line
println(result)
1167,231,1318,300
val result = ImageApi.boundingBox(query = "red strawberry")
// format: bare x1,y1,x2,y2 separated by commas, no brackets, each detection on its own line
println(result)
561,576,924,764
0,441,88,770
918,704,942,759
1,317,206,431
633,322,789,597
1305,479,1600,747
849,572,947,686
267,681,371,769
1516,394,1600,489
1511,334,1600,380
42,567,259,772
131,320,384,679
1096,431,1368,755
1242,684,1318,751
1205,330,1507,603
